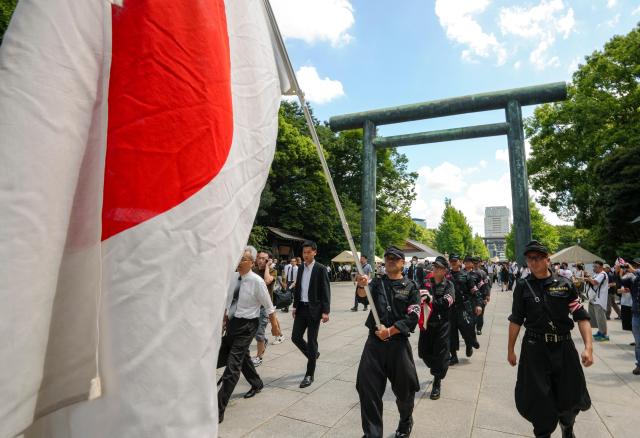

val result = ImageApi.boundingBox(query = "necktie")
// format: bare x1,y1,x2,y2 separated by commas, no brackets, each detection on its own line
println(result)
289,266,293,282
228,276,241,318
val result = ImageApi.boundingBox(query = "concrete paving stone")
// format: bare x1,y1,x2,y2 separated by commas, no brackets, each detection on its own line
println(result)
215,282,638,437
244,415,328,438
268,362,349,394
411,397,475,437
218,387,306,437
472,426,528,437
285,379,360,427
592,400,640,438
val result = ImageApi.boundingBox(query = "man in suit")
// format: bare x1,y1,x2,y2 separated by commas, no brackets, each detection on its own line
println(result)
407,256,426,287
292,240,331,388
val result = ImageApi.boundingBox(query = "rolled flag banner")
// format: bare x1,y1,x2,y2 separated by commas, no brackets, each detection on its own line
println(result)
0,0,290,436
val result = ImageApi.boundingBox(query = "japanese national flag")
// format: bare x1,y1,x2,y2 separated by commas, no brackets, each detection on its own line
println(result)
0,0,290,436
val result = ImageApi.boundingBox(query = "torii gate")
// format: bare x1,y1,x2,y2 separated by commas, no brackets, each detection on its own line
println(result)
329,82,567,265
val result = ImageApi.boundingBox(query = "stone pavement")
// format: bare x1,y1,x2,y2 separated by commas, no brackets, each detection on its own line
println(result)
218,282,640,437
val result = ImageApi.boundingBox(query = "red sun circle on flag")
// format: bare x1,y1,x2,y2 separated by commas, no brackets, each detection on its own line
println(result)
102,0,233,240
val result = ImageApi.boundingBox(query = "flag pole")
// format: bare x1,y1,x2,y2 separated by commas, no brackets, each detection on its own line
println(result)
263,0,381,328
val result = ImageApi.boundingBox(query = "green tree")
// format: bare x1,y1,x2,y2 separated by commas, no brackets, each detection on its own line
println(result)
0,0,17,46
555,225,596,253
505,200,560,260
408,222,436,248
252,101,418,262
434,199,474,256
526,25,640,260
472,234,490,260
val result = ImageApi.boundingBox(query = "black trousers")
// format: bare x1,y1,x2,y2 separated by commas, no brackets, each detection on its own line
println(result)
356,335,419,438
217,318,262,415
418,319,450,379
449,304,477,353
291,303,321,377
515,334,591,437
476,303,486,331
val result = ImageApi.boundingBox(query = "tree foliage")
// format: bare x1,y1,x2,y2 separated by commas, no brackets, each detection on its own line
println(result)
505,200,560,260
526,25,640,260
254,101,418,262
408,222,436,248
434,199,475,256
0,0,16,46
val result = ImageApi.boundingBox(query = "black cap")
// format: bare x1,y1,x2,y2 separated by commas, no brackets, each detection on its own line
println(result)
463,255,474,262
384,246,405,259
433,256,449,269
472,256,481,263
449,253,460,261
523,240,549,256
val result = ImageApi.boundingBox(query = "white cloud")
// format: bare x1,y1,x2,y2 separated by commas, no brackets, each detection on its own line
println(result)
498,0,575,70
434,0,507,65
599,13,620,29
295,66,345,104
514,60,522,69
495,148,509,162
411,166,572,236
634,6,640,15
567,55,582,76
271,0,355,47
607,0,617,8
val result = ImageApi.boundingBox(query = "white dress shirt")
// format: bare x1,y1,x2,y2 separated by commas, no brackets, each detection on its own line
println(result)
226,270,275,319
284,264,298,283
301,260,315,303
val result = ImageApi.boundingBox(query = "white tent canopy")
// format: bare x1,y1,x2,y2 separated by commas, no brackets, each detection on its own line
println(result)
332,250,382,264
550,245,604,264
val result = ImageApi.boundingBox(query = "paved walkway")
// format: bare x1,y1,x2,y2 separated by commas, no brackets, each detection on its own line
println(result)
218,282,640,437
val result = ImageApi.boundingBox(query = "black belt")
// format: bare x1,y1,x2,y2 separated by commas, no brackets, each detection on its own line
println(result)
525,330,572,343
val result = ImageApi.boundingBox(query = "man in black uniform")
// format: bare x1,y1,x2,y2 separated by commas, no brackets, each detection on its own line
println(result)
418,255,455,400
355,246,421,438
508,240,593,438
472,256,490,335
449,254,482,364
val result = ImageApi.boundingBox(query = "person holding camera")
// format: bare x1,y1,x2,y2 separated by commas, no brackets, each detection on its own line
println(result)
586,261,609,342
618,258,640,375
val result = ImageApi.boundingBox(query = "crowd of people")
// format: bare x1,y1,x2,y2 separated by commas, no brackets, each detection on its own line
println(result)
216,240,640,438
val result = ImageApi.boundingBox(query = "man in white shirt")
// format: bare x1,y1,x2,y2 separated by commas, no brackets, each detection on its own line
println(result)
281,257,298,313
217,246,282,423
586,260,610,341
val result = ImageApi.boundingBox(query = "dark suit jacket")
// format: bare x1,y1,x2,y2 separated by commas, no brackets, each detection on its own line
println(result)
407,264,425,287
293,261,331,317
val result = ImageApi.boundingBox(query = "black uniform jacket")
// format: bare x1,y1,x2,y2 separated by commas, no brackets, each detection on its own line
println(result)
509,271,589,334
424,277,455,323
449,269,482,308
365,275,420,337
293,261,331,317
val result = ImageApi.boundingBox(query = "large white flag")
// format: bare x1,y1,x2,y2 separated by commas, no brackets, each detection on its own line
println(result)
0,0,288,436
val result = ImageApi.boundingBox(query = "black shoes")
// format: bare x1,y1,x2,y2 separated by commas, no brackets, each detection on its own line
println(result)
350,305,358,312
466,344,473,357
299,375,314,388
243,384,263,398
363,305,368,311
449,354,459,365
430,378,441,400
395,417,413,437
476,329,482,335
218,411,224,424
473,341,480,349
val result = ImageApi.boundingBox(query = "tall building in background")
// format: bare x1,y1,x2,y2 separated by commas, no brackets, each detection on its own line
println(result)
483,206,510,259
412,217,427,229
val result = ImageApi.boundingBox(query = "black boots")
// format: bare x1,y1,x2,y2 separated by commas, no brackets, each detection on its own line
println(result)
430,378,441,400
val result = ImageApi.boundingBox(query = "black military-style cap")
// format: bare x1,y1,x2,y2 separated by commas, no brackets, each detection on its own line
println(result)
384,246,405,259
523,240,549,256
433,255,449,269
463,255,474,262
449,253,461,261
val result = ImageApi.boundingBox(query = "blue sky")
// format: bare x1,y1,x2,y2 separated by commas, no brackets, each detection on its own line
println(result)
271,0,639,235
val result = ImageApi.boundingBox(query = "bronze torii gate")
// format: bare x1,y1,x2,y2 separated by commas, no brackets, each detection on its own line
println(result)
329,82,567,265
